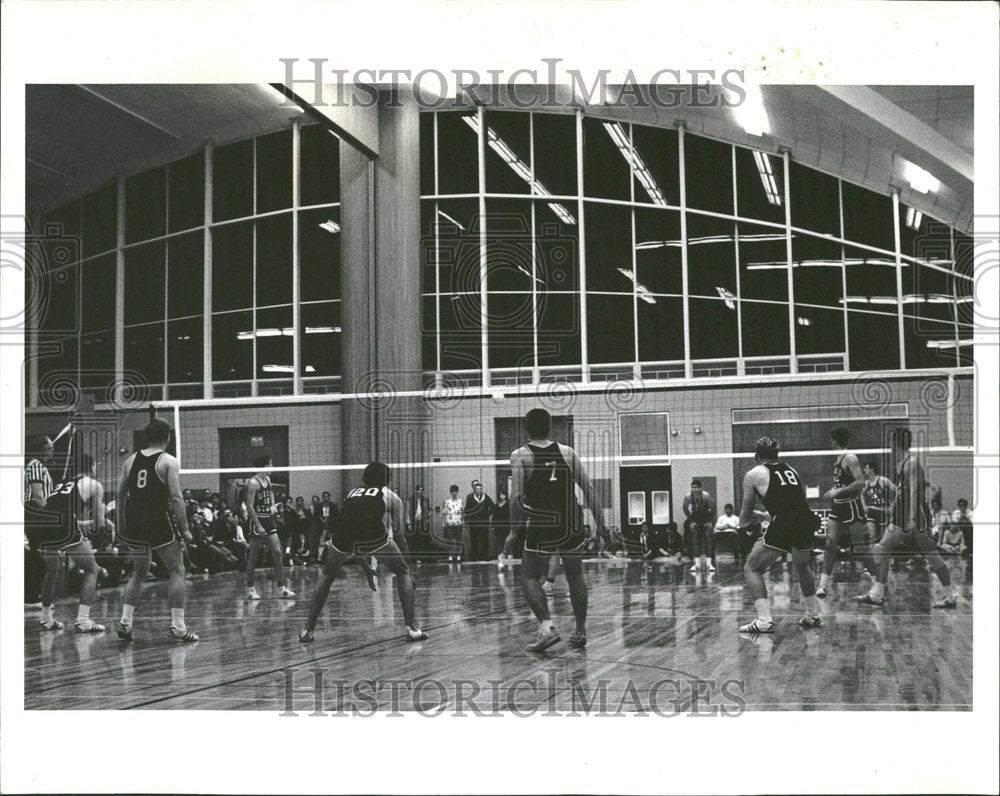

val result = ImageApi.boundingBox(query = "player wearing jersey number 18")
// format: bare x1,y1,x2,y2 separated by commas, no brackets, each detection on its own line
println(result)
738,437,823,633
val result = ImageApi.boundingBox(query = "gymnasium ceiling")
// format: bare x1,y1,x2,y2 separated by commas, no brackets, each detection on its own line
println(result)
25,83,974,231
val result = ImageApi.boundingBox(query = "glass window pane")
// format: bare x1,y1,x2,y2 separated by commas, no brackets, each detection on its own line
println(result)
256,213,292,307
685,134,732,215
212,309,253,382
637,297,683,364
211,221,253,312
588,294,633,365
635,208,682,297
532,112,577,198
584,117,630,202
422,294,438,373
488,292,534,369
484,111,531,196
632,123,680,208
687,213,736,299
124,322,165,388
40,260,79,336
80,330,114,391
81,184,117,258
301,301,340,378
43,201,81,242
954,231,974,366
124,241,165,326
738,222,789,357
420,112,435,196
300,123,340,206
435,198,481,298
167,317,203,384
789,161,840,237
168,152,205,233
167,231,204,320
80,253,115,335
690,297,739,360
299,207,340,303
844,244,899,370
37,337,78,405
792,234,845,356
841,181,894,252
255,305,293,379
537,293,580,367
125,166,166,244
485,199,534,292
439,291,481,373
256,129,292,213
436,111,479,196
536,199,579,293
213,139,254,222
735,147,784,225
584,202,633,294
421,201,437,295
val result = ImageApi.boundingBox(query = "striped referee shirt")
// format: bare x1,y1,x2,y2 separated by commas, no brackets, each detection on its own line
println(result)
24,458,53,505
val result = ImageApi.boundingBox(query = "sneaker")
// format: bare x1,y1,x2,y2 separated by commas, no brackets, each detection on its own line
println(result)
299,629,315,643
815,586,828,599
168,626,199,642
247,587,262,600
542,580,554,597
798,615,822,628
278,586,296,599
117,622,133,642
932,596,958,609
567,632,587,649
39,619,64,631
707,561,717,572
739,618,776,634
74,620,106,634
526,630,561,653
406,626,428,642
853,593,885,607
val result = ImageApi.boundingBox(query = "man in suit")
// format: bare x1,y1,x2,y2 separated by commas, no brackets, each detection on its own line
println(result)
464,480,496,561
407,485,431,561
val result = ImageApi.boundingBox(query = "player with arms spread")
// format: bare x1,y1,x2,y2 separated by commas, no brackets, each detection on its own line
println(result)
510,408,605,652
738,437,823,633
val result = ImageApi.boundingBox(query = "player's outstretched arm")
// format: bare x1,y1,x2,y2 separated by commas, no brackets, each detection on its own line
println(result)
163,455,191,540
565,445,605,541
244,477,262,535
508,447,528,528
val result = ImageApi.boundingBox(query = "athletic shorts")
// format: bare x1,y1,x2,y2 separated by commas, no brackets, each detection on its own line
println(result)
24,505,83,551
120,510,177,551
521,504,586,555
866,507,890,528
330,525,389,557
761,511,821,554
879,522,938,554
830,497,866,524
252,516,277,537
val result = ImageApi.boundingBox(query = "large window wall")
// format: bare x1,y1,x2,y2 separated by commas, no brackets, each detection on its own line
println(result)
420,108,971,387
31,122,341,407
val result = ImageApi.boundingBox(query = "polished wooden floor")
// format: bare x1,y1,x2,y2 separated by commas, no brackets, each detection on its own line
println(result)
24,555,973,711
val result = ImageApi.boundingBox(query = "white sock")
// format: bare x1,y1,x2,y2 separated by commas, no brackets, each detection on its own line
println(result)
819,573,831,590
76,605,90,623
41,605,53,623
539,619,555,634
121,604,135,625
170,608,185,631
871,581,885,600
754,598,772,622
804,595,819,616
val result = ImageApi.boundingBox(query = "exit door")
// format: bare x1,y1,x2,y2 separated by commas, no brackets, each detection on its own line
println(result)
619,465,673,532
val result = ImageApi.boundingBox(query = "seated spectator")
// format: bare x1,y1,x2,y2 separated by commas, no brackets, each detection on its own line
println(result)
212,509,248,566
951,499,973,556
939,524,966,556
931,497,951,542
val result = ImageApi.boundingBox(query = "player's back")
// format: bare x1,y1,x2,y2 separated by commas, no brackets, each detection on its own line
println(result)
523,441,575,519
894,454,929,526
341,485,388,534
45,474,87,532
759,461,810,519
126,450,169,520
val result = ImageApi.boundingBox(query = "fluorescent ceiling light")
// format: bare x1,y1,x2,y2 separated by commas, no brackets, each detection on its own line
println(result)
715,286,737,310
437,210,466,231
732,84,771,137
752,151,782,206
905,206,923,230
462,115,576,224
796,316,812,326
603,122,668,207
516,264,545,285
262,364,317,374
319,220,340,234
617,267,657,304
903,162,940,194
926,339,972,349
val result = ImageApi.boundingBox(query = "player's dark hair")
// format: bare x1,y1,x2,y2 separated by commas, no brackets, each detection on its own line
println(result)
830,427,850,447
691,479,701,488
754,436,780,459
865,460,880,474
724,503,734,511
363,461,390,488
144,417,171,445
525,407,552,439
252,453,271,468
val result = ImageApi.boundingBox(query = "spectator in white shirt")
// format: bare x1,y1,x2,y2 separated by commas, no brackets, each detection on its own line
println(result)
442,485,464,562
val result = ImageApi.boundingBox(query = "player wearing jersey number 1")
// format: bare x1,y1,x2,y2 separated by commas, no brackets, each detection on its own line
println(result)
244,454,295,600
738,437,823,633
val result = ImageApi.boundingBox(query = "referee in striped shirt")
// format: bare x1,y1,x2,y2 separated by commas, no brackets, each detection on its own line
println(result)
24,435,55,606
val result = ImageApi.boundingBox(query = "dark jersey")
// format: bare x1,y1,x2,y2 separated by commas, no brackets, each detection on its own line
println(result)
864,478,891,511
689,492,712,522
251,475,274,517
340,485,388,538
523,442,576,521
893,454,930,529
833,454,855,489
757,461,810,519
45,474,88,534
127,451,169,519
